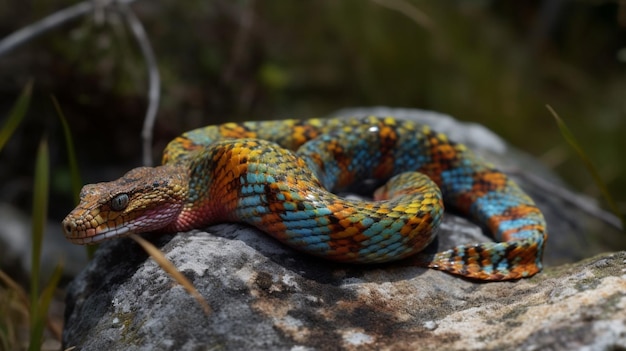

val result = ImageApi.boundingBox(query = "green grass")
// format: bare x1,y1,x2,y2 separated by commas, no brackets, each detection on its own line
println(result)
27,138,63,351
0,81,32,351
0,83,68,350
548,104,625,230
52,96,97,259
52,96,82,204
28,137,48,350
0,80,31,151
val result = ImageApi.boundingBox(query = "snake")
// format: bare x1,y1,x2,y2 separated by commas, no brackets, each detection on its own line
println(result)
62,116,548,281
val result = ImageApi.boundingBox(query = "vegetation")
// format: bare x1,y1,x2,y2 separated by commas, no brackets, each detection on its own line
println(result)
0,83,64,351
1,1,622,211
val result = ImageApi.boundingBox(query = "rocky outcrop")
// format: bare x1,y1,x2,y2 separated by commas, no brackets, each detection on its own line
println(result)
62,108,626,350
63,225,626,350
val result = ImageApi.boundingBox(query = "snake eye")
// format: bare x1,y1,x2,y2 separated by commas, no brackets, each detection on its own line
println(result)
111,193,129,211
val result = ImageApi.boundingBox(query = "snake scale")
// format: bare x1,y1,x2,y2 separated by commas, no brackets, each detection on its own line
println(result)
62,116,548,281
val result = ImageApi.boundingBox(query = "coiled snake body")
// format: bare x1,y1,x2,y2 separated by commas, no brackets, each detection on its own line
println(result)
62,116,547,280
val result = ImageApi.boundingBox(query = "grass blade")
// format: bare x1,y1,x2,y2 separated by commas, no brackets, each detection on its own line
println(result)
130,234,212,315
28,138,49,351
0,80,32,152
51,96,82,204
546,104,625,230
0,270,29,308
0,269,30,350
38,262,64,342
51,96,98,259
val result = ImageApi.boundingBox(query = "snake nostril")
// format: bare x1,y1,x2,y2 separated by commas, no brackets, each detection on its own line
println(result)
64,222,73,235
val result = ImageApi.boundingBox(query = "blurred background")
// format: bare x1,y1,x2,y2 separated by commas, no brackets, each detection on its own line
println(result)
1,1,625,224
0,0,624,273
0,1,624,347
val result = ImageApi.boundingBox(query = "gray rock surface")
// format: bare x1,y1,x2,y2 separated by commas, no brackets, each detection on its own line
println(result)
63,108,626,350
64,224,626,351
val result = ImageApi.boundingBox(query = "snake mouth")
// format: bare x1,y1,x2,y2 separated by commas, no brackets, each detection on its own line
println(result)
65,226,132,245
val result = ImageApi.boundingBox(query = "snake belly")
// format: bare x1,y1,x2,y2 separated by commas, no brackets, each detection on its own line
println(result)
62,116,548,281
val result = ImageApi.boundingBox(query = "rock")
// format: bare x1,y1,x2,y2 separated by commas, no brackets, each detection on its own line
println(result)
63,228,626,350
62,108,626,350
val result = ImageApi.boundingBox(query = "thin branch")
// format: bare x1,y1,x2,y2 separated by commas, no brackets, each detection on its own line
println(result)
0,0,137,57
118,3,161,166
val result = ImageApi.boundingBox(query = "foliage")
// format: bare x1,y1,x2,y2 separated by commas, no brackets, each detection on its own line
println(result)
0,82,32,350
0,81,31,151
0,84,65,350
1,2,624,211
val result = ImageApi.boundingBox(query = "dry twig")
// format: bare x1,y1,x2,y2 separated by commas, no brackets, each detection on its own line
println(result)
118,2,161,166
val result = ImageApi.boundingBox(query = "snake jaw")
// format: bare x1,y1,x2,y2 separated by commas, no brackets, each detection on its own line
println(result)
62,165,189,245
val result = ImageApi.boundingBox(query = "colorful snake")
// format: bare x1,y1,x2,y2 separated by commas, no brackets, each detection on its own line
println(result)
62,116,547,280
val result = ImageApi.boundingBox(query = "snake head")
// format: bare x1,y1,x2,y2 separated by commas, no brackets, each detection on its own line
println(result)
62,165,188,245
